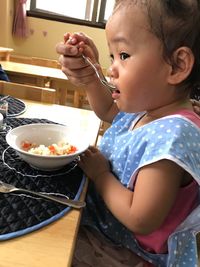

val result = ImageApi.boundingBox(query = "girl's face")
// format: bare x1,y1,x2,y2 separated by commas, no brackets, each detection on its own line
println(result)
106,4,173,113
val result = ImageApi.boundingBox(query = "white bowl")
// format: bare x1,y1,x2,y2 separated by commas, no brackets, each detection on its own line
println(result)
0,113,3,127
6,123,89,171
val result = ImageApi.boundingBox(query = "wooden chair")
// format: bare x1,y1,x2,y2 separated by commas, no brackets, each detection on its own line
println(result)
6,72,48,88
0,81,56,104
9,54,32,64
31,57,61,69
64,82,89,108
7,54,107,109
72,67,108,109
49,79,90,108
95,120,111,146
10,54,61,69
0,47,14,61
8,55,65,104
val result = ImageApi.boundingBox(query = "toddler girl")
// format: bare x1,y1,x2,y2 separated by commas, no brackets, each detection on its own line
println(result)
56,0,200,266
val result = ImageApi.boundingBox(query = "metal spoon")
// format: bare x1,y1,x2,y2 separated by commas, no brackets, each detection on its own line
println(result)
0,180,86,209
82,54,116,93
0,95,10,101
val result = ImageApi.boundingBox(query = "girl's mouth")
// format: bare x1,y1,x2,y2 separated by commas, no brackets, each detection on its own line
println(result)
112,89,120,100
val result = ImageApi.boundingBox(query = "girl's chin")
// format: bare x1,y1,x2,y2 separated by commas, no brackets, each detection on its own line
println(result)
114,100,140,113
114,100,126,112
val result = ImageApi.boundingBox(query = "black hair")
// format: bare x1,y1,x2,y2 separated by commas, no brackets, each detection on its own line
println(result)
114,0,200,100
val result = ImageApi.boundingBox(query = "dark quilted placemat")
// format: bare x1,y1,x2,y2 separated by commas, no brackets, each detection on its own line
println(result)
0,118,85,241
0,95,26,117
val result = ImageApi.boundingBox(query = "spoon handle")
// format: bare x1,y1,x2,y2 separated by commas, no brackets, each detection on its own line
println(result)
12,188,86,209
82,55,115,92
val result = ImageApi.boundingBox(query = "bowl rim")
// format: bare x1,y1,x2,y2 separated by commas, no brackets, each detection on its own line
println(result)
6,123,89,159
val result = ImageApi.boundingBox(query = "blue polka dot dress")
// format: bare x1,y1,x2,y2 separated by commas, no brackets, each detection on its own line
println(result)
81,111,200,267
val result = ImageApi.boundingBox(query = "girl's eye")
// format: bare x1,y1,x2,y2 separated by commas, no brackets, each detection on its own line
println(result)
120,52,130,60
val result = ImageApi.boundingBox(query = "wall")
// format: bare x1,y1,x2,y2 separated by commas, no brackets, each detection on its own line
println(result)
0,0,110,68
0,0,13,46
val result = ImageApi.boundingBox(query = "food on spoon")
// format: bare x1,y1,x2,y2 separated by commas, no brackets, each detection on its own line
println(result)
21,140,77,156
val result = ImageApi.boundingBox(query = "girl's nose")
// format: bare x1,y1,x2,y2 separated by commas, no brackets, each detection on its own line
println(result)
107,65,118,80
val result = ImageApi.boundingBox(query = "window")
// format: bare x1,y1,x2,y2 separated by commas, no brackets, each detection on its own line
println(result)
26,0,115,28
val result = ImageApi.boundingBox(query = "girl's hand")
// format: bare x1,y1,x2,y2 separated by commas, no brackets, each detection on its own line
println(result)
191,99,200,115
78,146,111,182
63,32,99,61
56,32,100,86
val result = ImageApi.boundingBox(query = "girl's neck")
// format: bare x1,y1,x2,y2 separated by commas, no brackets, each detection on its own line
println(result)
134,98,192,129
146,98,192,118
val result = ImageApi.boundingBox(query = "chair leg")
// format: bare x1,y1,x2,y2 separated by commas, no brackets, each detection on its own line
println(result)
73,91,81,108
94,121,111,147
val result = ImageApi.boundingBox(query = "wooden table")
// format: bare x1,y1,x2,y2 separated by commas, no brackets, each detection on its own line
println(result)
0,47,14,61
0,61,74,105
0,60,67,86
0,100,100,267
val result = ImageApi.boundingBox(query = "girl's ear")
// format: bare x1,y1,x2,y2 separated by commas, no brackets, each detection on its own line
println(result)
167,47,194,85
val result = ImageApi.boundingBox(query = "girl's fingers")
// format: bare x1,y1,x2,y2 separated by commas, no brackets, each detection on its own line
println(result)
88,146,99,153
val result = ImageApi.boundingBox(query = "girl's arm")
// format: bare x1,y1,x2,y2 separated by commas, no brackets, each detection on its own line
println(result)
56,32,118,123
79,147,184,235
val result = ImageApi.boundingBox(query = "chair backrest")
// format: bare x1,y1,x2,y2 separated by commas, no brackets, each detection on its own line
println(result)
9,54,32,64
10,54,61,69
0,47,14,61
31,57,61,69
0,81,56,104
